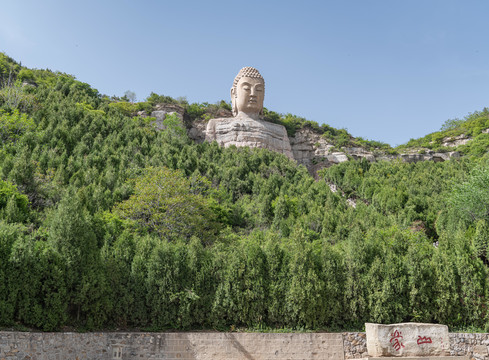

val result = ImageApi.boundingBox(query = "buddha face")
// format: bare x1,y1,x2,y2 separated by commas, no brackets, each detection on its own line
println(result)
231,77,265,118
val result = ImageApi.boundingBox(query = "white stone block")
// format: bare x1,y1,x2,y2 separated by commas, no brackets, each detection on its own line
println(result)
366,322,450,357
360,357,468,360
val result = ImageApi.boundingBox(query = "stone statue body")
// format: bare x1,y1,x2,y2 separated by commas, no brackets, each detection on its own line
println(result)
205,67,293,158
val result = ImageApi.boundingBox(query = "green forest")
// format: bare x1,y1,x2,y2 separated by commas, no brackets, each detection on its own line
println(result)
1,52,489,332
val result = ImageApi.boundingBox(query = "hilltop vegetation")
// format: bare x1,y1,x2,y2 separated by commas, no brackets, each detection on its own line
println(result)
397,109,489,156
1,53,489,332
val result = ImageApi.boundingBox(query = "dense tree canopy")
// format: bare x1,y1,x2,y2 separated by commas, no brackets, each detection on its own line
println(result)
113,167,221,243
1,53,489,331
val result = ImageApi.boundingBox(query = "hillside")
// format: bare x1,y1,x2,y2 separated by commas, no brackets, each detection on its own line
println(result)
397,109,489,156
1,53,489,332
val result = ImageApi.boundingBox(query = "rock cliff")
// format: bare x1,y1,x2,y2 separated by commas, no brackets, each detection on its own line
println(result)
148,104,185,130
149,104,466,176
288,127,461,175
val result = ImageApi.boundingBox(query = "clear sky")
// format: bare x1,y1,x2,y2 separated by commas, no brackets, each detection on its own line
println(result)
1,0,488,146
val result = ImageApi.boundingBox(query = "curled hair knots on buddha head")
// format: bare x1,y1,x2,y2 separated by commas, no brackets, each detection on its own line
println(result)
231,67,265,116
232,67,265,91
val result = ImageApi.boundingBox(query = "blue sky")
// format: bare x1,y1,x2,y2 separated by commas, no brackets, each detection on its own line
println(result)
1,0,488,146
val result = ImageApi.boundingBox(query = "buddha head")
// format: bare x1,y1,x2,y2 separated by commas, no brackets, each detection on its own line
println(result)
231,67,265,119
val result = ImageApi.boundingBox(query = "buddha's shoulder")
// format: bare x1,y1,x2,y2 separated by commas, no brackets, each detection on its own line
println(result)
206,117,287,130
206,117,234,125
206,117,233,121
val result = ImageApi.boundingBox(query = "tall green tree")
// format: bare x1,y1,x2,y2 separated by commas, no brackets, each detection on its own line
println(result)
113,167,221,243
450,162,489,222
48,189,109,328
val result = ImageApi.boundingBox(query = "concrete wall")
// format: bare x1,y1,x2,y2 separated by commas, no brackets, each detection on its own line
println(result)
0,332,344,360
0,331,487,360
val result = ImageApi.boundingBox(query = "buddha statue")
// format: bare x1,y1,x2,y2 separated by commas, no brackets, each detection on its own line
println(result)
205,67,293,158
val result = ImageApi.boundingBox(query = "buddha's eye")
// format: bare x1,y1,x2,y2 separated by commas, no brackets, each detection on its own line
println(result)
243,86,250,91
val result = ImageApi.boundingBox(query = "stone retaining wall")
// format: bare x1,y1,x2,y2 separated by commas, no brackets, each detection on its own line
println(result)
0,331,488,360
0,332,344,360
343,332,368,358
449,333,489,360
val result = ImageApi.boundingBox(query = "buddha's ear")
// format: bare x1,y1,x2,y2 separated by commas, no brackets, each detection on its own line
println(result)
230,87,237,116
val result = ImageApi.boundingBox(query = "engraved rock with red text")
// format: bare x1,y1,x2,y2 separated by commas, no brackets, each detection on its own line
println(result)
365,322,450,357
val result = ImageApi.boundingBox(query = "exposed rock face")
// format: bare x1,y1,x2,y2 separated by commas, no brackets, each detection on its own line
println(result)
365,322,450,358
289,128,376,170
187,120,463,175
188,118,208,143
205,117,293,158
399,151,460,163
289,127,334,162
150,104,185,131
442,134,471,147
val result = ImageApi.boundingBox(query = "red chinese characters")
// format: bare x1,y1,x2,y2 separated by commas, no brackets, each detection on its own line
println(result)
417,336,432,345
390,330,405,351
